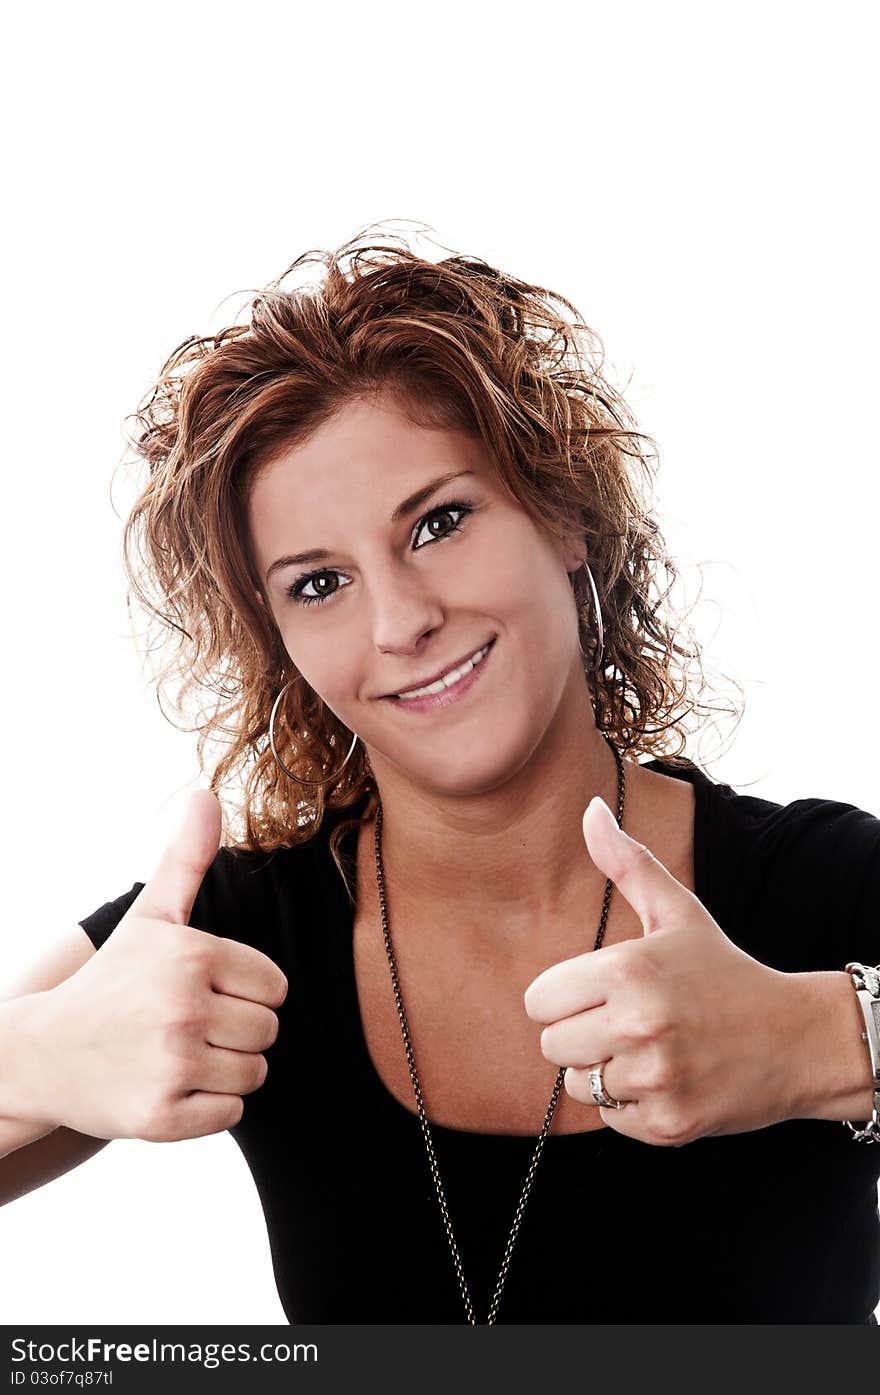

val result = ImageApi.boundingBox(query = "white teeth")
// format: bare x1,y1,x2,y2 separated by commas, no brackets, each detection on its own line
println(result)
396,643,491,700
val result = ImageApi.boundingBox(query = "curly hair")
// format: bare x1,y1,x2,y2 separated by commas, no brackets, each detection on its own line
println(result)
117,219,742,900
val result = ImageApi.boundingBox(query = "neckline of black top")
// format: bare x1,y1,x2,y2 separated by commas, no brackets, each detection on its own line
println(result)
327,756,718,1147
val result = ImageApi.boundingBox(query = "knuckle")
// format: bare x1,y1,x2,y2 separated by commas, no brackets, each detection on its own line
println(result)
618,1008,649,1046
622,947,656,986
139,1098,176,1143
162,1052,195,1096
641,1008,671,1046
250,1054,269,1090
160,1007,203,1045
173,938,213,981
653,1110,691,1147
164,985,208,1037
620,1002,663,1046
635,1048,674,1093
611,942,656,991
620,988,670,1045
155,1016,181,1051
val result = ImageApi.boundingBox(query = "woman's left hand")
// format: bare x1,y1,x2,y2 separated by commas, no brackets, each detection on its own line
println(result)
523,796,807,1146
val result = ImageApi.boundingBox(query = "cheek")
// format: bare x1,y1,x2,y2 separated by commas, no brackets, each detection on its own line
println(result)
465,547,534,609
280,633,365,714
491,549,574,624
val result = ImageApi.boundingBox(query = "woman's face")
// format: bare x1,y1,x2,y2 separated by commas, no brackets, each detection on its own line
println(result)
246,391,587,798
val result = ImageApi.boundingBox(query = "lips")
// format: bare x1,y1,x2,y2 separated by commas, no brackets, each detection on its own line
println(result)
382,637,496,699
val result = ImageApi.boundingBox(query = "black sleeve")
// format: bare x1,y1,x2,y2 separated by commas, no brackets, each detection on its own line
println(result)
768,795,880,970
76,845,280,954
830,801,880,967
79,882,145,950
676,779,880,975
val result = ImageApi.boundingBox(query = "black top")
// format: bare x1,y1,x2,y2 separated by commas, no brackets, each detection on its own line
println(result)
77,759,880,1324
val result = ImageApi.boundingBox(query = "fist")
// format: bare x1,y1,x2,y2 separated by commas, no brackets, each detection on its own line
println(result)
524,795,803,1146
35,790,289,1143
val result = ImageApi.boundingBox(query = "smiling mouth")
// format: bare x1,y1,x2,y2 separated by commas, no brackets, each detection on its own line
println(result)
384,637,496,701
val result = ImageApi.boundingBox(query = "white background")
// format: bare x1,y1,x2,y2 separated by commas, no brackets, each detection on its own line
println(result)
1,0,877,1324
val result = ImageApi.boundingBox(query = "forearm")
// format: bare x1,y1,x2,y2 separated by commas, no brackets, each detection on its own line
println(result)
789,970,877,1123
0,993,60,1159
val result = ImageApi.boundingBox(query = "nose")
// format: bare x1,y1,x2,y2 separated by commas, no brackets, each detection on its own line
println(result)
367,561,446,658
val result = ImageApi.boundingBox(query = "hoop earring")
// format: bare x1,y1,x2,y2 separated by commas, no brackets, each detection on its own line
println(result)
268,677,360,787
579,558,605,673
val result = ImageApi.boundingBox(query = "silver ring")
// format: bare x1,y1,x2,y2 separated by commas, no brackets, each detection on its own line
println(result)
588,1063,624,1109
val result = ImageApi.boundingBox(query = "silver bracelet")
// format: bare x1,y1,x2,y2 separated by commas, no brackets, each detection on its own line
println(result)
842,962,880,1144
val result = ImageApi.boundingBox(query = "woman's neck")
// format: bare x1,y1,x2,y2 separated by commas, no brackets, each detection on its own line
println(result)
360,724,641,944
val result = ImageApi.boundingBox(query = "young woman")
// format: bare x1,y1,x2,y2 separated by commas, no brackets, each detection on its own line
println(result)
2,227,878,1324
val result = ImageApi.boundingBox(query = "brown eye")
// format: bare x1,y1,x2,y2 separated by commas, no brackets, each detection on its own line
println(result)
412,502,472,550
287,572,341,606
287,499,475,609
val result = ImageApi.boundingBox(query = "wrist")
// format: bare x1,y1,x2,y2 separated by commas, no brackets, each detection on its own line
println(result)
787,970,877,1123
0,991,63,1130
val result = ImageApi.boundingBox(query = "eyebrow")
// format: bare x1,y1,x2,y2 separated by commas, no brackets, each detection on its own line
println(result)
264,470,478,581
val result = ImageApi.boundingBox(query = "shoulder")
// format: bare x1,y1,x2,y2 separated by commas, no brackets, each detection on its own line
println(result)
701,768,880,968
641,756,880,967
190,828,337,954
629,760,697,890
78,810,352,957
705,773,880,879
191,795,368,952
647,754,880,872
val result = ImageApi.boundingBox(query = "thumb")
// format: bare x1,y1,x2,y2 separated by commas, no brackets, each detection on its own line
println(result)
582,795,687,935
135,788,223,927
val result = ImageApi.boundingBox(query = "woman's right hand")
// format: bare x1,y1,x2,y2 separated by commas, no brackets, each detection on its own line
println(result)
29,790,288,1143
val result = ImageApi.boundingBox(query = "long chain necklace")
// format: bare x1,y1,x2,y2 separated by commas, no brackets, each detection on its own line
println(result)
371,732,627,1325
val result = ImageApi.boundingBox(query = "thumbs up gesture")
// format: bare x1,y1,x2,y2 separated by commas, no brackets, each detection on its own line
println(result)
31,790,288,1143
523,796,807,1147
